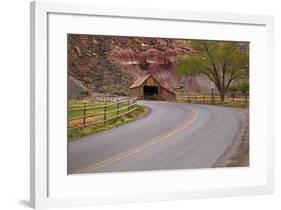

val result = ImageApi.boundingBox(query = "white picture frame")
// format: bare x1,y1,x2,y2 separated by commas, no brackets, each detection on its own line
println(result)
30,0,274,209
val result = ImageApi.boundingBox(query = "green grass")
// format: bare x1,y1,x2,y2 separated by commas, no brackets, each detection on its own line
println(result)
177,99,249,108
176,94,249,108
68,104,148,141
68,100,134,125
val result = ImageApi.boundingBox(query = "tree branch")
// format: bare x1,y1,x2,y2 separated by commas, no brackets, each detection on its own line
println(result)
202,43,222,90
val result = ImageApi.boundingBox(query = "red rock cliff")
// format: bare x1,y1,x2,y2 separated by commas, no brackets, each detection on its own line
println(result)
68,35,205,96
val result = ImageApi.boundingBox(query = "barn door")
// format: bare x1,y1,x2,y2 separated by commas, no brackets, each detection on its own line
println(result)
143,86,159,100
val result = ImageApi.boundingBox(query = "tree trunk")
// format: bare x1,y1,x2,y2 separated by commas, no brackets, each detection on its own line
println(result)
219,90,225,101
215,84,225,102
220,94,225,101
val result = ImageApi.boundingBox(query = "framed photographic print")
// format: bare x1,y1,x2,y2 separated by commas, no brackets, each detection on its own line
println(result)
30,0,274,208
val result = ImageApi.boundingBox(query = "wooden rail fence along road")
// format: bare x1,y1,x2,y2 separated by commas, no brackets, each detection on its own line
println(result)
176,93,249,104
68,97,137,130
68,92,248,131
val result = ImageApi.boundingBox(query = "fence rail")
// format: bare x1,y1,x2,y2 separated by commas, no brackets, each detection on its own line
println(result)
68,97,137,130
68,92,248,130
176,93,249,103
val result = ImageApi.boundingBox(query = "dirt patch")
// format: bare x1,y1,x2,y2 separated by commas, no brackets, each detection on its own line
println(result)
214,109,249,167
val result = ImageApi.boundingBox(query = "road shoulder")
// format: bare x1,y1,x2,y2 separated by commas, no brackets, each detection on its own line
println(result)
213,108,249,167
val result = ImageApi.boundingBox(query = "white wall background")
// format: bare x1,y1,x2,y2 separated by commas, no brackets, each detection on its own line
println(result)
0,0,280,209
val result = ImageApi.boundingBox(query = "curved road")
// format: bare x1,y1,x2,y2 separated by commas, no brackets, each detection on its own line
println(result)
68,101,247,174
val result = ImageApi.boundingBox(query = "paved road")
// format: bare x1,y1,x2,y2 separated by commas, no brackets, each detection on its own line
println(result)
68,101,247,174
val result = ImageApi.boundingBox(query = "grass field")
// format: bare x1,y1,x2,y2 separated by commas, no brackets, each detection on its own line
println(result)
68,100,133,127
68,100,148,140
176,94,249,108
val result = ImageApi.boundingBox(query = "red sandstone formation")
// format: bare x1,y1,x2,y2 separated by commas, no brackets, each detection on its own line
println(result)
68,34,207,96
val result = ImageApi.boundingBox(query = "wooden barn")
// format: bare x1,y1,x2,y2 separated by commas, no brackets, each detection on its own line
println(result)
129,74,176,100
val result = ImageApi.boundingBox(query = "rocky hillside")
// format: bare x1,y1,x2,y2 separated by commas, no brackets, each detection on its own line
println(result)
68,34,210,97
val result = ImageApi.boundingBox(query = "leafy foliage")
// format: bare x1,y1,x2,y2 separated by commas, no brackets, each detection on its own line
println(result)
177,40,249,100
228,82,249,94
80,90,90,96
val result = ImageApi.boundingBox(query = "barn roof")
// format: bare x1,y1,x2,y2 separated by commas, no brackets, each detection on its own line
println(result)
129,74,151,88
129,74,176,95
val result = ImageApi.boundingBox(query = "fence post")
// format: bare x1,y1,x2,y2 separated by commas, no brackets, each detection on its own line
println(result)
83,103,86,126
117,100,120,116
104,105,107,125
128,100,130,111
232,93,235,102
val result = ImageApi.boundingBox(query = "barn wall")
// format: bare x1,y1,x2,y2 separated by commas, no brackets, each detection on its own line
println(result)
129,76,176,101
129,87,144,100
159,87,176,101
143,77,158,86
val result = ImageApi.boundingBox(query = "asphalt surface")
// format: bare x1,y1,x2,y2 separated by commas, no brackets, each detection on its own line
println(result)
68,101,247,174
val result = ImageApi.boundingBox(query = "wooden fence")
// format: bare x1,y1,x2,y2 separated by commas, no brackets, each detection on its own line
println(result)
94,95,129,103
176,93,249,104
68,97,137,130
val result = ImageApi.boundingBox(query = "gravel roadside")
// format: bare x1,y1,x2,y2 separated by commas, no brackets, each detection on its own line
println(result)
213,108,249,167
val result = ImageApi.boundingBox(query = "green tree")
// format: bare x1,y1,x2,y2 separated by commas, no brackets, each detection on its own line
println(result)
229,82,249,94
177,41,249,101
239,82,249,94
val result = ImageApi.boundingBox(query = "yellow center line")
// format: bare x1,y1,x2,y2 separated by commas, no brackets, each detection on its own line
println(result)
77,106,199,173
